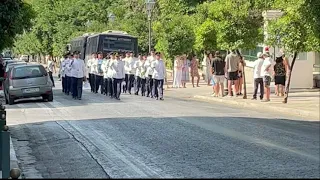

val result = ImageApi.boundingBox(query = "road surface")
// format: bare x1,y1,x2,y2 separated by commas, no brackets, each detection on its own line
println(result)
5,80,320,178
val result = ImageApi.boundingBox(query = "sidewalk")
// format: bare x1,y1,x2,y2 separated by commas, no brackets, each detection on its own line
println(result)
165,79,320,120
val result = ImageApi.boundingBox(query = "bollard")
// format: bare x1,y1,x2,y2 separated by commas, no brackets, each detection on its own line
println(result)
10,168,21,179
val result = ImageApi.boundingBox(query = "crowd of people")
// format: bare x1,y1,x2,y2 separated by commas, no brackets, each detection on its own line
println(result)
199,48,290,102
58,51,166,101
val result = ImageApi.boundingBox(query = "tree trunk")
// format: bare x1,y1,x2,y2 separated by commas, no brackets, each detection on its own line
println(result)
283,51,298,103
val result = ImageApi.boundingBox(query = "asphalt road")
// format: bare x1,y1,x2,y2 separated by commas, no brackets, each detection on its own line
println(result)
6,79,320,178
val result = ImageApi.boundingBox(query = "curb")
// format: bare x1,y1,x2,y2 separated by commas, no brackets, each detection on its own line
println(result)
193,95,320,120
10,137,23,179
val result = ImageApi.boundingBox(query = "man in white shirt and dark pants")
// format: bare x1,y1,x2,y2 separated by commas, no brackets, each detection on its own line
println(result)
252,52,265,100
152,52,166,101
93,52,104,94
112,53,125,100
60,53,68,93
145,50,156,98
70,51,86,100
65,53,73,95
87,52,97,92
127,51,137,94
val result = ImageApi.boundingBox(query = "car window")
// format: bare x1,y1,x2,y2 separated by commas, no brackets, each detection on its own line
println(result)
6,63,27,72
12,66,47,79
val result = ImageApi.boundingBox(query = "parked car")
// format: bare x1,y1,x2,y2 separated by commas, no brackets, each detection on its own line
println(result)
4,62,28,78
3,60,20,67
3,64,53,105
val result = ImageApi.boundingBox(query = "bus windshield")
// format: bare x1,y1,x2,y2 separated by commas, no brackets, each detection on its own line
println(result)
103,36,135,52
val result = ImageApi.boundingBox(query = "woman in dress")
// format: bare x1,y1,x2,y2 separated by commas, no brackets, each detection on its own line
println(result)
274,55,287,96
172,56,182,88
190,55,200,87
181,55,190,88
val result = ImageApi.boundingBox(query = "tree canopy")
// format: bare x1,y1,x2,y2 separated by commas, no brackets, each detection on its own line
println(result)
4,0,318,65
0,0,34,51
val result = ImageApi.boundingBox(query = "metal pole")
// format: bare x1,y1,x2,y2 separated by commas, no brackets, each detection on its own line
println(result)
148,15,152,54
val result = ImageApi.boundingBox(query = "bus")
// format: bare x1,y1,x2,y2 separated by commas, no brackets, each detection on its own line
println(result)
68,30,138,62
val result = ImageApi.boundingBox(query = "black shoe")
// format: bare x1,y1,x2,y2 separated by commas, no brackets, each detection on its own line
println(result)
78,98,81,100
160,98,164,101
156,97,159,100
135,92,138,95
146,95,149,97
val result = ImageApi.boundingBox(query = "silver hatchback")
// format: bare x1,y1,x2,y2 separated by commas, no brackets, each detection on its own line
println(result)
4,64,53,105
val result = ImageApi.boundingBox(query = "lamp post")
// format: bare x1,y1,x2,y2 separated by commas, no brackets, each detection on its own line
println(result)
146,0,156,53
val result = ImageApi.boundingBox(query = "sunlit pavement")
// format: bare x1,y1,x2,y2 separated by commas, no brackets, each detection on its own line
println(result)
5,78,320,178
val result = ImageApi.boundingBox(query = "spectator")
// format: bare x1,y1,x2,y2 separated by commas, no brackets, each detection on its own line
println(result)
211,51,225,97
252,52,265,100
190,55,200,88
225,50,240,97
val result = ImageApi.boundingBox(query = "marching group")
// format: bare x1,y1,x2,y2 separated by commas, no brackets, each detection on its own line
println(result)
58,51,166,100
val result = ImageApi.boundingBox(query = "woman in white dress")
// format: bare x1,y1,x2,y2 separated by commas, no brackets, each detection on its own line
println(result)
172,56,183,88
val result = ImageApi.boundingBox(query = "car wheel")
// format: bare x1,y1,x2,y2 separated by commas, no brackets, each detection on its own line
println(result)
8,94,14,105
48,93,53,102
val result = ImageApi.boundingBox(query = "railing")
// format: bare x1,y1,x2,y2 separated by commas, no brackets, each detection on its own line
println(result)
313,64,320,74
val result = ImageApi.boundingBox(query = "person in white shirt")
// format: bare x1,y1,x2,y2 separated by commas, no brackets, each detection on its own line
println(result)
92,52,104,94
261,52,272,102
58,56,64,81
145,50,156,98
127,51,137,94
60,54,68,93
102,52,115,97
151,52,166,100
87,52,97,92
46,55,56,87
65,53,73,95
252,52,265,100
111,53,125,100
134,54,146,95
123,52,131,93
69,51,86,100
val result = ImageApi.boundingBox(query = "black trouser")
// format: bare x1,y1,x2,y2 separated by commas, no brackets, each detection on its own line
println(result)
140,78,146,96
48,71,55,87
103,78,108,95
253,78,264,99
62,76,66,93
146,75,154,97
65,75,71,95
153,79,164,99
123,74,129,92
113,78,123,99
128,74,135,93
72,77,83,99
89,73,94,92
107,78,113,97
94,75,103,93
135,76,141,94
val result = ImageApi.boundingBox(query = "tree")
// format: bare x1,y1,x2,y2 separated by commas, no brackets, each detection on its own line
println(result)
0,0,34,51
207,0,264,50
193,1,217,57
267,0,320,103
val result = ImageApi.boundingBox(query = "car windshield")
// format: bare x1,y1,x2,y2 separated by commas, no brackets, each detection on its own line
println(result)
12,66,47,79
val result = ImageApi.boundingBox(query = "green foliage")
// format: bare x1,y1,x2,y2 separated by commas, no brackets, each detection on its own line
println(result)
194,19,217,54
267,0,320,53
0,0,34,51
153,14,195,69
208,0,264,50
